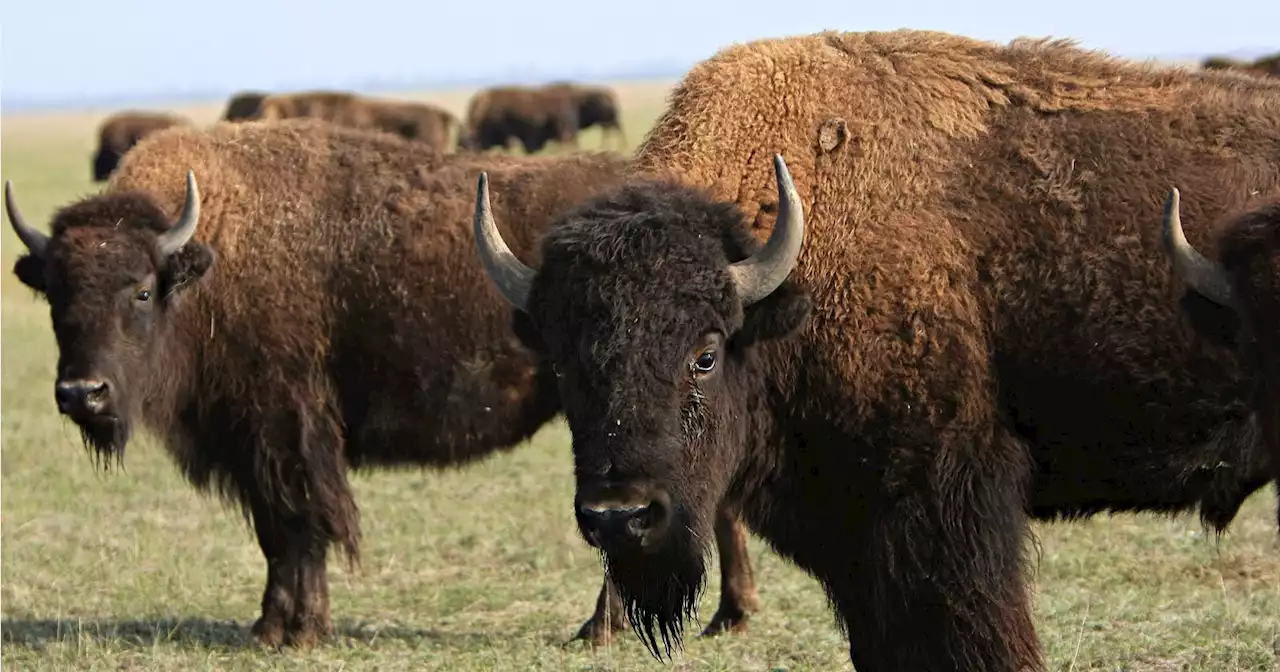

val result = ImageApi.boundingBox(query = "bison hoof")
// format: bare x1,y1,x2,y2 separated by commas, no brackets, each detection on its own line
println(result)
699,609,751,638
250,616,287,648
566,616,626,648
283,624,331,649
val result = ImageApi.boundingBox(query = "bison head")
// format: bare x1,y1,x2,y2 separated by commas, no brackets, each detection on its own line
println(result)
6,171,213,461
472,155,810,657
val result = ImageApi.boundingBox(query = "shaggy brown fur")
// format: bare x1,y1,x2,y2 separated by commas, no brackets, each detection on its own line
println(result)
482,30,1280,671
1202,52,1280,78
91,111,190,182
1171,195,1280,528
6,119,703,648
221,91,269,121
545,82,627,150
458,85,580,154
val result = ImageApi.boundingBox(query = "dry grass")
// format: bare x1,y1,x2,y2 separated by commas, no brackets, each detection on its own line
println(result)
2,82,1278,671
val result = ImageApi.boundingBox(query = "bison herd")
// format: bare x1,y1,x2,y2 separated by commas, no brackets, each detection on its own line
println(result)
6,29,1280,672
88,82,625,181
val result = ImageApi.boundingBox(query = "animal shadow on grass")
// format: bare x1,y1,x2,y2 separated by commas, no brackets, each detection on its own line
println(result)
0,617,495,651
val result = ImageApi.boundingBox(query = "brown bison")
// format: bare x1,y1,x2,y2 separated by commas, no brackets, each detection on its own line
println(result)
1202,52,1280,78
458,85,580,154
220,91,269,121
1161,189,1280,527
91,111,189,182
3,118,757,648
249,91,459,149
471,30,1280,670
546,82,627,150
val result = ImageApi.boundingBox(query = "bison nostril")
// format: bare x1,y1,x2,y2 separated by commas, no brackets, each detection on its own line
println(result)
54,379,111,415
577,498,668,546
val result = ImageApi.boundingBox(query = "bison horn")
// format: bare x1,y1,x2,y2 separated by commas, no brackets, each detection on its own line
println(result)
472,172,535,310
1161,187,1235,308
156,170,201,257
728,154,806,306
4,180,50,258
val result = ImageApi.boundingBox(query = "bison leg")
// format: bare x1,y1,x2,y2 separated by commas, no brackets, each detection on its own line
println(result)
568,573,628,647
284,526,334,648
699,502,759,637
837,440,1043,671
246,492,295,648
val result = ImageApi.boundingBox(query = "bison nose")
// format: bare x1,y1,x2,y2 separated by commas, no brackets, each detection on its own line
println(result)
576,491,671,549
55,378,110,417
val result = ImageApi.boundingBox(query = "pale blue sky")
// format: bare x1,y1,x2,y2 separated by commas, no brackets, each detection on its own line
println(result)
1,0,1275,109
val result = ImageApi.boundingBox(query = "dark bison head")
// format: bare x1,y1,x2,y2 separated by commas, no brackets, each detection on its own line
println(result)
92,146,121,182
5,172,213,461
472,155,810,656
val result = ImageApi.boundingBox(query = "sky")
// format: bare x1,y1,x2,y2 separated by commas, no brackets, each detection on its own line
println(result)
1,0,1276,110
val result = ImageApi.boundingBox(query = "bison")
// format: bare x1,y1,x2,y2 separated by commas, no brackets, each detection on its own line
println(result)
545,82,627,150
221,91,269,121
471,30,1280,670
91,111,189,182
1161,189,1280,528
247,90,459,149
1201,52,1280,78
3,118,758,648
458,85,580,154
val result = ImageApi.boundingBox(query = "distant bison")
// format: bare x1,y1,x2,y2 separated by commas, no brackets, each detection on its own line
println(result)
3,119,756,648
1201,52,1280,78
1161,189,1280,527
220,91,269,121
91,111,189,182
472,30,1280,670
249,90,460,149
546,82,627,150
458,85,580,154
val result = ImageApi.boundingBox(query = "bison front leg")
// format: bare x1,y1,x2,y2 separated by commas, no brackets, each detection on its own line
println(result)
569,573,628,647
699,502,759,637
246,492,295,648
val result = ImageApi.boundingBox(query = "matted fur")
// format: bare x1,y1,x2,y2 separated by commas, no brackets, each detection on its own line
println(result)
501,30,1280,670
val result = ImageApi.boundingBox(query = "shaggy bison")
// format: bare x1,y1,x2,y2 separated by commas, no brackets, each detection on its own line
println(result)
1201,52,1280,78
4,119,766,648
247,91,460,149
472,30,1280,670
546,82,627,150
458,85,580,154
221,91,269,121
1161,189,1280,526
91,111,189,182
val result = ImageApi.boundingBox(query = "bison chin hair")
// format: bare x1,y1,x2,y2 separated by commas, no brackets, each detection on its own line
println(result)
74,415,131,470
602,516,709,660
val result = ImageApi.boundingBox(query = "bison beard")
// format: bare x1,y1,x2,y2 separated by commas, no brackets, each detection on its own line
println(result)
76,414,130,469
600,516,707,660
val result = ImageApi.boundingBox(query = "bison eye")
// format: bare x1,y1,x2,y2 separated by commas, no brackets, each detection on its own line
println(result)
692,350,717,374
135,289,151,302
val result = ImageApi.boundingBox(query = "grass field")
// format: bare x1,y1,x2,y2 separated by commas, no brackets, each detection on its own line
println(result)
2,82,1279,672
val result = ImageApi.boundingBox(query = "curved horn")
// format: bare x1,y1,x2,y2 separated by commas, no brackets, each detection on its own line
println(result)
156,170,201,257
728,154,806,306
1161,187,1235,308
4,180,50,258
472,172,535,310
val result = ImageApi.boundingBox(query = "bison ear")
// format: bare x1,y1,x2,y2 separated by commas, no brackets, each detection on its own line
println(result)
734,280,812,349
13,254,47,294
1179,288,1240,349
159,241,215,298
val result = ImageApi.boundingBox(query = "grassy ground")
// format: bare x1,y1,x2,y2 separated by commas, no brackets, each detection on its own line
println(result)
2,82,1279,671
